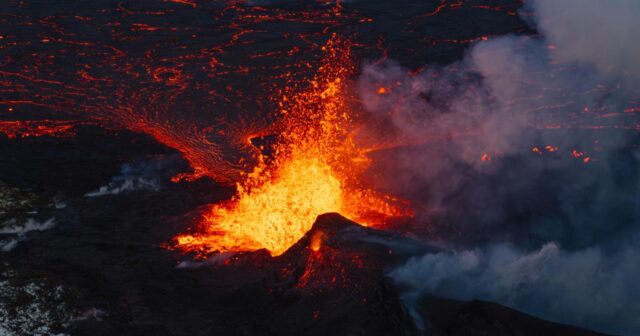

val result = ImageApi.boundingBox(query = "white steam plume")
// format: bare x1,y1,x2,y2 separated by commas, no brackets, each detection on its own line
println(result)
391,242,640,335
366,1,640,335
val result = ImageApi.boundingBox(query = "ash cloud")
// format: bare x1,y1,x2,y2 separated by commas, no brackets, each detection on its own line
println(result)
359,0,640,334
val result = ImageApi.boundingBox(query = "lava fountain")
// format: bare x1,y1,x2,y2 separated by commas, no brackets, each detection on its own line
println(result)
175,35,412,256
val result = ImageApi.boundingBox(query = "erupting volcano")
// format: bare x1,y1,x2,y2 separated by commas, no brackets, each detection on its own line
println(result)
175,35,411,256
2,1,639,335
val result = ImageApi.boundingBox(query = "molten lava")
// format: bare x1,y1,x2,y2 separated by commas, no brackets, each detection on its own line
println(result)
0,120,86,139
175,35,411,256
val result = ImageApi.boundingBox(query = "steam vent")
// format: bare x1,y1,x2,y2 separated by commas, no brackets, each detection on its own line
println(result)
1,0,639,335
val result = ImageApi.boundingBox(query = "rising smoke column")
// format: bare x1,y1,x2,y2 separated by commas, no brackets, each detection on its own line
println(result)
363,1,640,334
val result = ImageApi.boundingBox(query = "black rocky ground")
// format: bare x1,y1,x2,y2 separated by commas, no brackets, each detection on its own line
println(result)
0,129,605,335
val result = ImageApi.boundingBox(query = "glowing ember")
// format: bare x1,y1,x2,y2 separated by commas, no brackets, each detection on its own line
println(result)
309,231,324,252
175,35,411,256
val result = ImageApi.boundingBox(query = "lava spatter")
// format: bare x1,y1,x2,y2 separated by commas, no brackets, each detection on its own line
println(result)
174,35,412,256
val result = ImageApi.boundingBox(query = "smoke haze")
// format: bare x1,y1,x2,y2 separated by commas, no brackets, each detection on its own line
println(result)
362,1,640,334
531,0,640,82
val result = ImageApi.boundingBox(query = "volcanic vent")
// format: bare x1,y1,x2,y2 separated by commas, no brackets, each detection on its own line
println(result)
173,35,412,257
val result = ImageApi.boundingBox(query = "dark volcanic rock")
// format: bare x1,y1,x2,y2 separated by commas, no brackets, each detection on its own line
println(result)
0,127,607,335
0,126,174,196
2,181,607,336
266,213,419,336
419,296,605,336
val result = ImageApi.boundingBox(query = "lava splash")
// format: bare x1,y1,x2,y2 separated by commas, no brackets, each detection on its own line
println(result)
175,35,411,256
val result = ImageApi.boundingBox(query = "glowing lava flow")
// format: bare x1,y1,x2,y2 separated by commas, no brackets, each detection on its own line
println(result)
175,35,411,256
0,120,87,139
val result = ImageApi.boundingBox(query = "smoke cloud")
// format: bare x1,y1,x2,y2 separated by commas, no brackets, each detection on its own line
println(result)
531,0,640,83
391,242,640,335
360,0,640,334
85,156,183,197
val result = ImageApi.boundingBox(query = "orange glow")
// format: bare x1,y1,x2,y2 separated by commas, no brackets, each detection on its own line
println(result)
167,0,197,8
310,231,324,252
174,35,412,256
0,120,84,139
571,149,584,158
